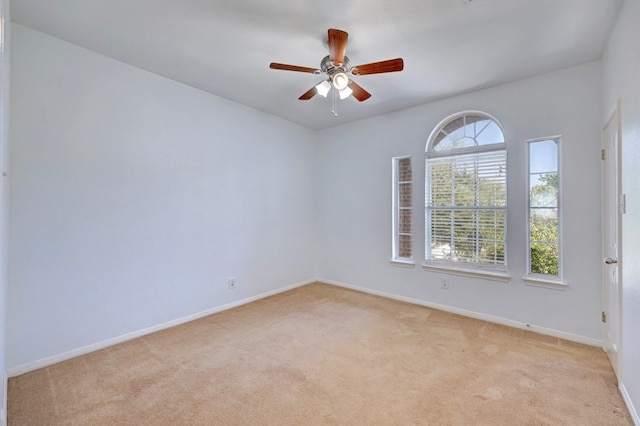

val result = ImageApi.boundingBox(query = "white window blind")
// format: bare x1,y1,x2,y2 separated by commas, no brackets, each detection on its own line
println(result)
426,150,506,268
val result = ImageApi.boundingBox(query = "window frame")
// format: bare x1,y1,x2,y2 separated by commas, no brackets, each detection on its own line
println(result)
423,111,510,281
524,136,567,289
391,155,414,267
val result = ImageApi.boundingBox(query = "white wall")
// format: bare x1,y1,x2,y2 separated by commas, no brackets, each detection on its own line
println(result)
316,62,603,341
603,0,640,422
0,0,9,421
8,24,317,369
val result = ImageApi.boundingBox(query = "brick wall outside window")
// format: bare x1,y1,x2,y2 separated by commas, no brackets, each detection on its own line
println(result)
394,157,413,260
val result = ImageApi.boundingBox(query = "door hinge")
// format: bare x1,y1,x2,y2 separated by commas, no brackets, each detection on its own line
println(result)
602,311,607,323
601,149,606,160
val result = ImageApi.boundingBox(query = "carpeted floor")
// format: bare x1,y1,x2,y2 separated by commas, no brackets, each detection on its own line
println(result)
8,282,632,425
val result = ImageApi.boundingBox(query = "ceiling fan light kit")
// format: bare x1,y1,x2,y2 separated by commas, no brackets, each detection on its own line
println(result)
332,72,349,90
338,86,353,100
315,80,332,97
269,28,404,115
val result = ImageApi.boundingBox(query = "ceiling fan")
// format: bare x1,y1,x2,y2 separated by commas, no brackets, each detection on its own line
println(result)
269,29,404,105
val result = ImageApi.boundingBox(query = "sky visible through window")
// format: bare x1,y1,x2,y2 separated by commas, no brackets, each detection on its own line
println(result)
530,139,558,192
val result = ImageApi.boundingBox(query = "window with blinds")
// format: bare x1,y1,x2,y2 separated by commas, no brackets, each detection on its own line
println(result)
425,112,507,270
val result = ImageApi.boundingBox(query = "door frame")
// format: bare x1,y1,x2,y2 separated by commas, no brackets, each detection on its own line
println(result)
601,99,623,378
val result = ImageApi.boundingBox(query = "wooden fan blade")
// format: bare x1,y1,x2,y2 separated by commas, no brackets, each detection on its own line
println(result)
351,58,404,76
328,29,348,66
270,63,319,73
347,80,371,102
298,86,317,101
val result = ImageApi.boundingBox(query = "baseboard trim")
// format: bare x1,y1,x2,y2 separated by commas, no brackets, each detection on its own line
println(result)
317,278,602,347
7,276,605,377
7,278,315,377
620,382,640,426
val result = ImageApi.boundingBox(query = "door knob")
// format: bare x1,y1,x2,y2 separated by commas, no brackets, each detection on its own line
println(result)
604,257,618,265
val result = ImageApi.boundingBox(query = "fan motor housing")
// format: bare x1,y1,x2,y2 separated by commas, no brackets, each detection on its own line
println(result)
321,55,351,75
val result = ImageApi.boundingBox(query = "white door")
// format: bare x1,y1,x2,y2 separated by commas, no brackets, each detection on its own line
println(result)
602,102,622,377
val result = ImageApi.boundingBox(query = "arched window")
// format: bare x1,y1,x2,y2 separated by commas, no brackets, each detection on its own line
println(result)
425,111,507,273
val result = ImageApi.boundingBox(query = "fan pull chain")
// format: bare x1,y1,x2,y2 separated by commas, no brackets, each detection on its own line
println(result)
331,87,339,116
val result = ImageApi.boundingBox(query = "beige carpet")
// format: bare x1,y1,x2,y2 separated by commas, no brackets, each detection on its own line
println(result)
8,282,632,425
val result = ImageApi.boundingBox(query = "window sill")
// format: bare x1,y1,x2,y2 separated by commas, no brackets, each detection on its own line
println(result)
422,263,511,282
390,259,415,268
523,275,568,290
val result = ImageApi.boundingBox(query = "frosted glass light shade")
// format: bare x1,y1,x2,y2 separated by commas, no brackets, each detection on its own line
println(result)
339,86,353,99
315,80,331,97
332,72,349,90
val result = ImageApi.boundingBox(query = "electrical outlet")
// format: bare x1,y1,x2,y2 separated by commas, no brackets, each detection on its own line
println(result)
228,277,236,290
441,277,449,290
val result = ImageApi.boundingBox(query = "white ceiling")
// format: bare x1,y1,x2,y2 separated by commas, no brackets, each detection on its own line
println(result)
11,0,622,130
